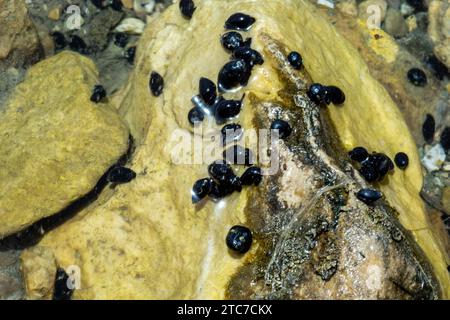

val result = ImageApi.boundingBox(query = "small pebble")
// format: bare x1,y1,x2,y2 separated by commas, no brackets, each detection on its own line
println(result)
226,225,252,253
421,144,446,172
407,68,427,86
394,152,409,169
114,18,146,35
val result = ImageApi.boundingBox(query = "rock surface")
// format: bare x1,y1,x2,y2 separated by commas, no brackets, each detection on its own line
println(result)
0,51,129,238
0,0,43,70
20,0,449,299
428,0,450,68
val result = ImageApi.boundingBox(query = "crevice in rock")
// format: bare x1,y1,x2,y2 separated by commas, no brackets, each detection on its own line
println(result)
0,135,135,251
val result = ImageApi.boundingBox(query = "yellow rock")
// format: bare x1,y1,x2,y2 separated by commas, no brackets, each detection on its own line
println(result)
21,0,449,299
0,51,129,237
21,247,57,300
48,7,61,21
364,25,400,63
0,0,42,68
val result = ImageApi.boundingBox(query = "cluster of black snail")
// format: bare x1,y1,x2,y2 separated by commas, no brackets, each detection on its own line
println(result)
163,8,260,254
348,146,410,205
189,13,264,210
143,4,413,255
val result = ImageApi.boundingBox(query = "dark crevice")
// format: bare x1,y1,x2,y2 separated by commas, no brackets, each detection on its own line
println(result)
0,135,135,251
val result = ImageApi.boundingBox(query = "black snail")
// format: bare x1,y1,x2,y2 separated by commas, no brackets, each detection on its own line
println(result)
191,178,212,203
179,0,196,19
107,166,136,184
407,68,427,87
287,51,303,70
90,85,107,103
348,147,369,163
232,47,264,67
394,152,409,170
240,166,262,186
224,13,256,31
214,96,244,124
149,71,164,97
199,77,217,106
217,59,251,92
422,113,435,143
226,225,253,253
270,119,292,139
53,268,74,300
188,107,205,126
356,188,382,205
221,32,245,52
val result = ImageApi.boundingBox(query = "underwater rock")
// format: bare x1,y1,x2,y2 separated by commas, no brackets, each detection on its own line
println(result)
0,0,43,70
20,0,449,299
428,0,450,69
20,247,57,300
0,51,129,238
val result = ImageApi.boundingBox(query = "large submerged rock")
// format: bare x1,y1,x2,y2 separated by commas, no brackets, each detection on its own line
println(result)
0,52,129,238
20,0,449,299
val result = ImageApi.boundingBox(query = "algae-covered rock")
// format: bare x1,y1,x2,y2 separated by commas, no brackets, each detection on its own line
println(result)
20,0,449,299
0,51,129,238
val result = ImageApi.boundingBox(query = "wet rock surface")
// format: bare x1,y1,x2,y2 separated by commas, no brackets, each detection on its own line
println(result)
0,51,129,238
17,0,448,299
0,0,448,300
0,1,43,70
